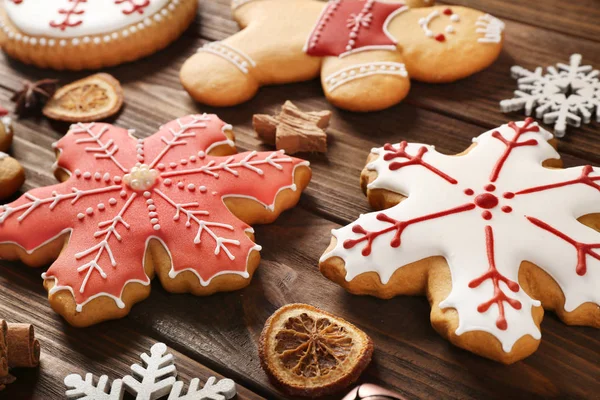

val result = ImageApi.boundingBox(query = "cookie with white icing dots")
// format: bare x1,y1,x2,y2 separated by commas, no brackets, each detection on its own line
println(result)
319,118,600,363
0,0,197,70
180,0,504,111
0,114,311,327
0,151,24,200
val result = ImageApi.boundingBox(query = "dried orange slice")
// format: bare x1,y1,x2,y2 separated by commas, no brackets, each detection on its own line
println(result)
259,303,373,397
43,73,123,122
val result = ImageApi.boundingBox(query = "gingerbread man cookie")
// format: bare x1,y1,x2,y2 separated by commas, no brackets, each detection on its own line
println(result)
180,0,504,112
0,0,197,70
320,118,599,363
0,114,311,327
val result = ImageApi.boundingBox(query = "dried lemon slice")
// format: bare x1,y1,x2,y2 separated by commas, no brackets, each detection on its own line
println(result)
43,73,123,122
259,303,373,397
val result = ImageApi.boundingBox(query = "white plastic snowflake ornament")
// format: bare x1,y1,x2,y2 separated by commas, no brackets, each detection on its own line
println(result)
500,54,600,137
320,118,600,363
65,343,237,400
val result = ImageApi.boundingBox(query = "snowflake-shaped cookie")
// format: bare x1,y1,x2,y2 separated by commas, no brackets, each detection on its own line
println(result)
320,118,599,363
500,54,600,137
0,114,310,326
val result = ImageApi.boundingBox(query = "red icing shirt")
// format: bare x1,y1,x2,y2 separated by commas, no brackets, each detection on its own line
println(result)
305,0,406,57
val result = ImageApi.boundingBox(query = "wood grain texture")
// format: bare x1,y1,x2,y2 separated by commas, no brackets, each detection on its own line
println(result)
0,0,599,399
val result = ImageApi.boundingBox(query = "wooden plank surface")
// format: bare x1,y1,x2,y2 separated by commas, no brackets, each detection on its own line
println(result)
0,0,599,399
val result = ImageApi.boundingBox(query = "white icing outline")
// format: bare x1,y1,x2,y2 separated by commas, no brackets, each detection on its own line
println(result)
196,41,257,74
0,0,183,47
324,61,407,92
476,13,505,44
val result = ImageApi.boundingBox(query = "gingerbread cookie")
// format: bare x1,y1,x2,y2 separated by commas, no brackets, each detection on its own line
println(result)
319,118,600,363
0,114,311,327
0,152,24,200
0,113,12,153
180,0,504,112
0,0,197,70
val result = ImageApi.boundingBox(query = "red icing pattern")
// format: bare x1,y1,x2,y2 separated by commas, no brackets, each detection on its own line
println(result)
115,0,150,15
305,0,406,57
435,34,446,42
527,217,600,276
474,193,498,209
515,165,600,195
343,203,475,256
343,119,600,329
489,118,539,183
0,115,308,309
468,226,522,331
50,0,87,31
382,142,458,184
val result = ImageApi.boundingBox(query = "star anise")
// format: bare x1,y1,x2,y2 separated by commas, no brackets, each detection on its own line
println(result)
11,79,58,116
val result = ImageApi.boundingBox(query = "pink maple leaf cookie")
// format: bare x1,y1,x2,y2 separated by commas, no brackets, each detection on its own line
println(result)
181,0,504,111
0,0,197,70
0,114,311,327
320,118,600,363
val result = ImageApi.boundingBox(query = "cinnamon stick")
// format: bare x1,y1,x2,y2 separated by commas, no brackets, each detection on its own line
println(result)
0,320,7,377
6,323,40,368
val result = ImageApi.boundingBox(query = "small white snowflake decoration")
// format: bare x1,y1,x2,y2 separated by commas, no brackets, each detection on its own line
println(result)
500,54,600,137
64,343,237,400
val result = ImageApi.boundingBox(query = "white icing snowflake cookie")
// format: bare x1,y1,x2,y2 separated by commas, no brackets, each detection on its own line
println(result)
320,118,600,364
0,0,198,70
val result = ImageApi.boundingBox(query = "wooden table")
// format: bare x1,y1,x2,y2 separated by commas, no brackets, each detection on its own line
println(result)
1,0,599,399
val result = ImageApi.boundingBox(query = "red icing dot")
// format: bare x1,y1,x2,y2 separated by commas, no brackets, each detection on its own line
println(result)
464,188,474,196
504,192,515,199
485,184,496,192
502,206,512,213
435,34,446,42
482,211,492,220
474,193,499,209
443,8,453,15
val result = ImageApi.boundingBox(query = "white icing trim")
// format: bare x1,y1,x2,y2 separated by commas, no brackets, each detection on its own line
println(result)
196,41,256,74
476,13,505,44
304,0,407,58
0,151,7,160
220,160,309,213
0,0,183,47
324,61,407,92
